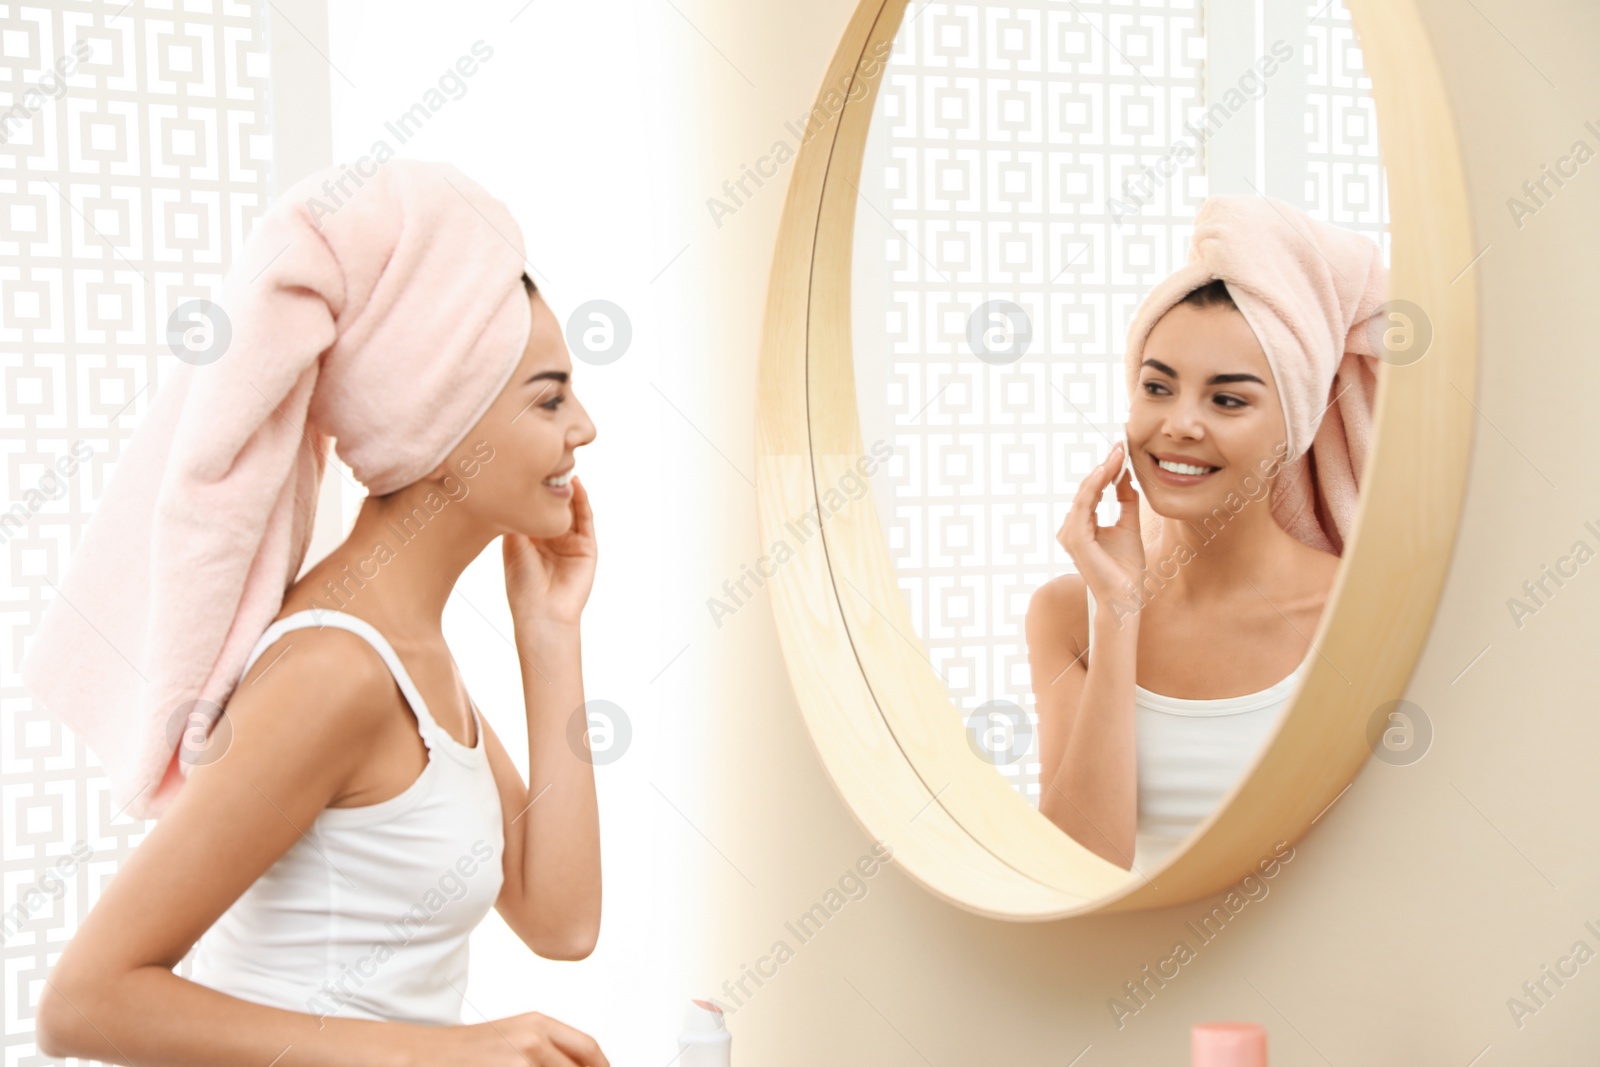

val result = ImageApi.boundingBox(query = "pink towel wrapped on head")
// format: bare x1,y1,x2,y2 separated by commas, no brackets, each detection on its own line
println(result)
1121,194,1390,556
20,158,532,822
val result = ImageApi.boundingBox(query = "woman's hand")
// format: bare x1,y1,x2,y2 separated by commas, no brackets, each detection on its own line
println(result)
408,1012,610,1066
1056,441,1146,625
503,474,597,630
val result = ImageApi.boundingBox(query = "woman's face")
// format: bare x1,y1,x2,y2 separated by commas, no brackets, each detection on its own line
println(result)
1126,300,1287,522
434,289,597,539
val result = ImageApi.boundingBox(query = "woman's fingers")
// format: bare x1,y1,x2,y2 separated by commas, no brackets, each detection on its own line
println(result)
1059,441,1125,554
499,1012,608,1067
1113,465,1143,536
531,1048,581,1067
1097,441,1126,500
1059,471,1096,552
545,1020,610,1067
1113,452,1138,501
1069,443,1118,521
570,474,594,541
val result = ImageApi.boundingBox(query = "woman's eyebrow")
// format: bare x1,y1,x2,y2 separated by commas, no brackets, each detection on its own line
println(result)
524,370,569,385
1141,359,1265,387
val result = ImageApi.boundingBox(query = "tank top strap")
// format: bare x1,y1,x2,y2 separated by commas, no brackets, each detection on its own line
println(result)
239,607,449,751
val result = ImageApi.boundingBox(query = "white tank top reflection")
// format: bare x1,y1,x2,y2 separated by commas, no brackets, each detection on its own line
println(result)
189,608,505,1026
1084,587,1311,873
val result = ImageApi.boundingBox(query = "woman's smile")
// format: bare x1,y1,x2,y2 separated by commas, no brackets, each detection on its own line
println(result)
1145,450,1222,486
543,465,575,497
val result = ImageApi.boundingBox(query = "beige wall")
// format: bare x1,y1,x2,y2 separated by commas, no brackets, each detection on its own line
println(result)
680,2,1600,1062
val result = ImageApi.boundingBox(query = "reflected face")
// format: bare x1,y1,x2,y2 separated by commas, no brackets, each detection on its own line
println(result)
432,290,597,539
1127,300,1287,520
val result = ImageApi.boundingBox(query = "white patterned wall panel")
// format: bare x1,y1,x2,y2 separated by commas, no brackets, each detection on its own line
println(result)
1304,0,1389,253
1,2,272,1055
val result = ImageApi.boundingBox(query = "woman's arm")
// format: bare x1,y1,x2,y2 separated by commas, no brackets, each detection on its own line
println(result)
34,630,429,1066
482,622,602,960
1027,574,1141,870
492,474,602,960
1029,440,1148,871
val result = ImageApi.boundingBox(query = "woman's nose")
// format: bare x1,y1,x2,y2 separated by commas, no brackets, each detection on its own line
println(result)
1161,398,1207,440
572,401,597,446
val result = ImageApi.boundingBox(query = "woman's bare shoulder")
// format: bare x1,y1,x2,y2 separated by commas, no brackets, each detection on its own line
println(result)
1025,572,1089,658
211,622,405,789
238,618,393,693
43,625,404,997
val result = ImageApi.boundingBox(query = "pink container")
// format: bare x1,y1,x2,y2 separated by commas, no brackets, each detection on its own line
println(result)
1191,1021,1267,1067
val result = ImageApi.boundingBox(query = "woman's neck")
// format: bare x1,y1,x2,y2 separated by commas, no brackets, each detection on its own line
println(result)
286,493,497,644
1142,493,1302,604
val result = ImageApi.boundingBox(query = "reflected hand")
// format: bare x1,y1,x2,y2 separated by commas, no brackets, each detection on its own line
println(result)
1056,442,1146,621
503,475,597,630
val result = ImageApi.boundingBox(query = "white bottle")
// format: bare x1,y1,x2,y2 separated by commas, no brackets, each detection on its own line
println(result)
677,998,732,1067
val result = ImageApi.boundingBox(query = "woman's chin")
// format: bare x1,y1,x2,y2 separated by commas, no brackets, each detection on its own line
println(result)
1143,490,1225,522
522,509,574,540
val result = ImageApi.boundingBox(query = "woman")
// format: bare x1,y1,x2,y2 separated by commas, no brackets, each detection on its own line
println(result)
1026,196,1386,875
28,161,610,1066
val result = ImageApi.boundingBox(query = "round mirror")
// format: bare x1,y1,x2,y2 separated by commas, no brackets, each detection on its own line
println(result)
757,0,1475,918
851,2,1393,873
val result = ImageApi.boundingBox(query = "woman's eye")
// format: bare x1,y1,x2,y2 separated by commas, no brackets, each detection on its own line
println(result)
1214,394,1245,410
1142,381,1169,396
542,393,566,411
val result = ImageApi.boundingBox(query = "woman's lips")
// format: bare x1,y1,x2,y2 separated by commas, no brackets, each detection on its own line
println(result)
1145,451,1221,487
542,469,574,497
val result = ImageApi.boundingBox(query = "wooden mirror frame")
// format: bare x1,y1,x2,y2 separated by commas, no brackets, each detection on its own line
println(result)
755,0,1477,919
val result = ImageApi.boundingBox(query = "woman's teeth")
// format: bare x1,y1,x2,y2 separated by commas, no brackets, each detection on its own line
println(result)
543,470,574,487
1155,458,1218,476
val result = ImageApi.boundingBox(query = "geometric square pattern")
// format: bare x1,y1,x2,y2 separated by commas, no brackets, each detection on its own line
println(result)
1305,0,1390,255
1,2,271,1053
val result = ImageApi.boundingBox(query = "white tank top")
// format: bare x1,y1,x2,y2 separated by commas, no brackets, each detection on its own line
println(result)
189,608,505,1026
1083,587,1310,872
